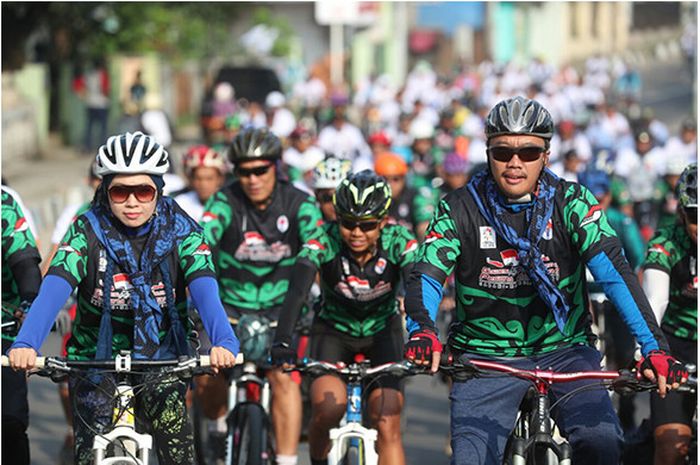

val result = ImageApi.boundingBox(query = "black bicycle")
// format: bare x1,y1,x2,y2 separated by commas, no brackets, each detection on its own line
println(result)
441,358,697,465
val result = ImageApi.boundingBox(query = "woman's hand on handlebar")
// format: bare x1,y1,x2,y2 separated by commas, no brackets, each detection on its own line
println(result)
8,347,37,371
210,346,238,375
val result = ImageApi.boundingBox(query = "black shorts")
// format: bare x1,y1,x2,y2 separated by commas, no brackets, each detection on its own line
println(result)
651,333,697,428
309,315,404,392
1,338,28,428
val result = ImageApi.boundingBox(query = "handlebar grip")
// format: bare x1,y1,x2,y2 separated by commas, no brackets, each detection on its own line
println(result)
1,355,46,369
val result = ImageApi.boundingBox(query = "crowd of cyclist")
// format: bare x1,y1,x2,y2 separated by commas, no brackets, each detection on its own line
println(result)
1,55,696,465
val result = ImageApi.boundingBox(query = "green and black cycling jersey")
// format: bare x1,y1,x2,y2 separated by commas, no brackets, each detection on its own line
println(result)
387,186,435,236
47,215,215,359
301,223,418,337
405,181,667,357
201,179,326,314
1,189,41,341
643,223,697,341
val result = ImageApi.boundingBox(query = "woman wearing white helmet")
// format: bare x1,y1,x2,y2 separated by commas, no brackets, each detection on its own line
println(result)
312,156,352,222
8,131,239,465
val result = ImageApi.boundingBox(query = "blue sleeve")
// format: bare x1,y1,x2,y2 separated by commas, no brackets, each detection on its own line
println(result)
10,275,74,354
188,277,240,356
587,251,666,355
405,274,443,334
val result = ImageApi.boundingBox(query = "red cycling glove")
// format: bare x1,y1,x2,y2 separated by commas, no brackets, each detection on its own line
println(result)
637,350,688,385
404,329,442,364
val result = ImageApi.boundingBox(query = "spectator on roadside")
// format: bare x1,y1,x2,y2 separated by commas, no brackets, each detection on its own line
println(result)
129,70,146,111
664,117,697,166
74,57,111,154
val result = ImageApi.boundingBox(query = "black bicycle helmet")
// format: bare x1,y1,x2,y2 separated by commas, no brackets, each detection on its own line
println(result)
485,96,554,142
334,170,392,220
228,127,282,164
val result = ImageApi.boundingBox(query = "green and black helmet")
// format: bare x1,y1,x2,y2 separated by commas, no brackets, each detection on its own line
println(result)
334,170,392,220
676,162,697,209
228,127,282,164
485,96,554,142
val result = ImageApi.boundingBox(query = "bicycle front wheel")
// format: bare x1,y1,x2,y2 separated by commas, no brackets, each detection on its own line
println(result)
344,441,364,465
232,404,265,465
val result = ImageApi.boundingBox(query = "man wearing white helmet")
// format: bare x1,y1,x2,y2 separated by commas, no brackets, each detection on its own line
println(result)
8,131,239,465
311,156,352,222
408,118,443,192
317,95,372,170
265,90,296,139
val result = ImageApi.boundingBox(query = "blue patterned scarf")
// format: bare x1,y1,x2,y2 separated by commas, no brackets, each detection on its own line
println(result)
467,168,571,334
85,195,201,359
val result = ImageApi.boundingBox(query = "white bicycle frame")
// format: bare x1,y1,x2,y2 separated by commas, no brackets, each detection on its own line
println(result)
327,374,379,465
92,353,153,465
225,360,272,464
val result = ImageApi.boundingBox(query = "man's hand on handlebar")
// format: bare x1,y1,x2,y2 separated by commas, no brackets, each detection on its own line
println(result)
636,350,688,398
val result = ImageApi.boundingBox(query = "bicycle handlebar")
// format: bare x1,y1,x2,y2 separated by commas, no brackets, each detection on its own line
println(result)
287,359,428,379
440,358,697,394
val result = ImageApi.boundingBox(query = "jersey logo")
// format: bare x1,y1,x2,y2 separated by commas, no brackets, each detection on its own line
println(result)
113,273,134,291
542,219,553,240
58,243,81,255
12,218,29,235
648,244,670,256
402,239,418,255
486,257,504,268
201,211,217,223
479,226,496,249
234,232,292,262
336,277,393,302
303,239,325,251
193,244,211,256
277,215,289,233
374,258,387,274
424,231,443,244
580,205,603,227
500,249,519,266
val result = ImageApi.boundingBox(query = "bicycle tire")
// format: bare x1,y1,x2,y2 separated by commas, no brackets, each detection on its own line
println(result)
344,441,364,465
232,404,265,465
191,396,209,465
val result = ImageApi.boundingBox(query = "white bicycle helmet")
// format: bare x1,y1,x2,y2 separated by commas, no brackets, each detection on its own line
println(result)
312,156,352,189
409,118,435,141
96,131,169,176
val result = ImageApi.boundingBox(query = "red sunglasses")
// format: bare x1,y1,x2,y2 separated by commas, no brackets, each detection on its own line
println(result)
108,184,157,203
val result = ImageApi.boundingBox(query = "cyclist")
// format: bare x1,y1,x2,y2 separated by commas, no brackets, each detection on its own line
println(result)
374,151,435,240
174,144,231,222
642,163,697,465
312,156,353,222
8,131,239,465
402,96,686,465
199,127,329,465
2,187,42,465
271,170,419,465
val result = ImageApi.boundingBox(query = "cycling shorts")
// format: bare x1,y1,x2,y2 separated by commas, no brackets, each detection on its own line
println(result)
651,332,697,428
309,314,404,392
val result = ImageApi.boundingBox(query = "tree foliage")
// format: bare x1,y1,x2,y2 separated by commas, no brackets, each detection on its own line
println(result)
2,2,244,69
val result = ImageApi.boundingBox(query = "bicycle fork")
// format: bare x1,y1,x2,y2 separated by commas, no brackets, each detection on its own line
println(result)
510,390,572,465
328,382,379,465
226,363,271,463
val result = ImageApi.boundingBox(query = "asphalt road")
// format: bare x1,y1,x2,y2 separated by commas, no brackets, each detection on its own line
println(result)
9,57,694,465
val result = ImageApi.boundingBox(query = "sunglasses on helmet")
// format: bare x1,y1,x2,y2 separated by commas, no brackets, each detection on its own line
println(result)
339,218,381,232
235,163,273,178
487,145,546,163
108,184,157,204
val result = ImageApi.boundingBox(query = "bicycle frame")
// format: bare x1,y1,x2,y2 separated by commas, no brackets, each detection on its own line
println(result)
327,379,379,465
226,361,272,464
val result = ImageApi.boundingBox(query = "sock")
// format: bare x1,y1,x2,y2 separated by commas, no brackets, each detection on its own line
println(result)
207,414,228,434
310,458,328,465
276,454,298,465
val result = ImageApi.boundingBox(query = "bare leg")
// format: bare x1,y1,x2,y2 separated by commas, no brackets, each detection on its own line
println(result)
308,375,347,460
268,367,303,456
367,387,405,465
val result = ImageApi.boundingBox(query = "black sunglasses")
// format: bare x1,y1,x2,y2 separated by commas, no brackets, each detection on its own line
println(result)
684,207,697,225
339,218,380,232
235,163,273,178
487,146,546,163
316,192,334,204
108,184,157,203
